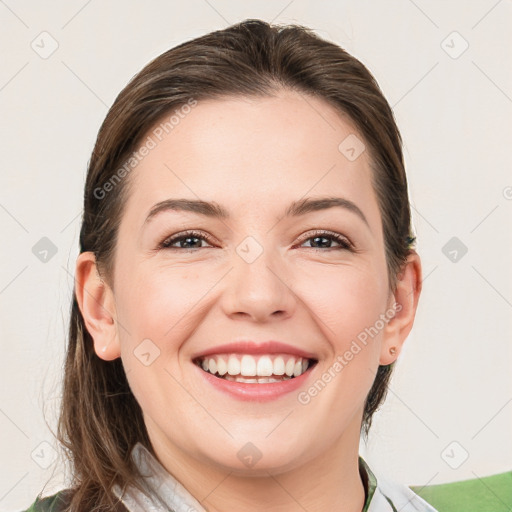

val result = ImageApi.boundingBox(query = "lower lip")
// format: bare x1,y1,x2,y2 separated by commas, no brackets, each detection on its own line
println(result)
194,363,315,402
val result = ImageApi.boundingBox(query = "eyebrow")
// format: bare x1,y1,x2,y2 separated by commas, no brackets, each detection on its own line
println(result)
144,196,369,227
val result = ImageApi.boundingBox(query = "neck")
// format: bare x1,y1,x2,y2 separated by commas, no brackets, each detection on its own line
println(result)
146,416,366,512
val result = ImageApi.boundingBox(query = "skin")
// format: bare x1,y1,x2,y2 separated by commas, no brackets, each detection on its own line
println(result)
76,89,421,512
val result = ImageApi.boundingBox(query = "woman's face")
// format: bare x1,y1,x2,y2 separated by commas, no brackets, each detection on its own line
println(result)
97,90,408,474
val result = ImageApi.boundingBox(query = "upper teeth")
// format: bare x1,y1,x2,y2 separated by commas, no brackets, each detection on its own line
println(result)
198,354,310,378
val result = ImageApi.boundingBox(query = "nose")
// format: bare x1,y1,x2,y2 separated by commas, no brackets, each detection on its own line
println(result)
220,246,297,323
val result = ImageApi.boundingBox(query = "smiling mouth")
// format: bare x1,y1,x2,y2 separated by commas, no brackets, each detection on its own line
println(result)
194,353,317,383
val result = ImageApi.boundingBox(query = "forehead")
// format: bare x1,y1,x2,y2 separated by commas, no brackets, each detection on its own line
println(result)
122,90,381,228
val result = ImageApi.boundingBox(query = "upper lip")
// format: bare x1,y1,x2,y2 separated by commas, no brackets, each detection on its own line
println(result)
192,340,317,360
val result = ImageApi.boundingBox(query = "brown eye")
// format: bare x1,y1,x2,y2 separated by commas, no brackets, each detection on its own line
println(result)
159,230,213,250
299,231,353,251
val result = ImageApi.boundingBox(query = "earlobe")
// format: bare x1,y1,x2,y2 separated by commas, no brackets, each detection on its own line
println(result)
379,251,422,365
75,252,121,361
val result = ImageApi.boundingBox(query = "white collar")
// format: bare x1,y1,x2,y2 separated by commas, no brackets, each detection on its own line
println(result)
112,442,205,511
112,442,437,512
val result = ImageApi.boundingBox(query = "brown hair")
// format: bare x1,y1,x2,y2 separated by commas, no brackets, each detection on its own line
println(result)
56,19,414,510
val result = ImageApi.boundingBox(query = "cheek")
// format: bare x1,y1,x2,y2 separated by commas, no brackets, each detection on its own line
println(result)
115,264,207,342
292,258,390,349
292,264,389,424
113,267,208,417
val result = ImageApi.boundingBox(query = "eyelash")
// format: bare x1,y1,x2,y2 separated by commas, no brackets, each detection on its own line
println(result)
158,229,353,252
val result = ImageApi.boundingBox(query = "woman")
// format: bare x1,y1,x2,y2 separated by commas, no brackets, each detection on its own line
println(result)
25,19,437,511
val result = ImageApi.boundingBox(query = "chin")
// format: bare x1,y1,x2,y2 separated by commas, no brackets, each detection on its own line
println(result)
191,434,315,476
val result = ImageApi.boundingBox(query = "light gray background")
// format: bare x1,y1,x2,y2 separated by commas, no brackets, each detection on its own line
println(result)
1,1,511,510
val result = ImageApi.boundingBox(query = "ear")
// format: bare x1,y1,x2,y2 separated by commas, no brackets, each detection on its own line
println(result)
75,252,121,361
379,250,422,365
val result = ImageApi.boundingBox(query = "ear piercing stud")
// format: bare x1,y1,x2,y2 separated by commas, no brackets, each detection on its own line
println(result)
389,347,397,355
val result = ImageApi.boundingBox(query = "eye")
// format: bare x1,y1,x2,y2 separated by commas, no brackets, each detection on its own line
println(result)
297,230,353,251
159,230,214,251
158,229,353,252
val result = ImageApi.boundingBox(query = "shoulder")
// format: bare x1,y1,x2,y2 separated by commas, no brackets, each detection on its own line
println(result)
23,488,130,512
362,455,512,512
23,489,75,512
